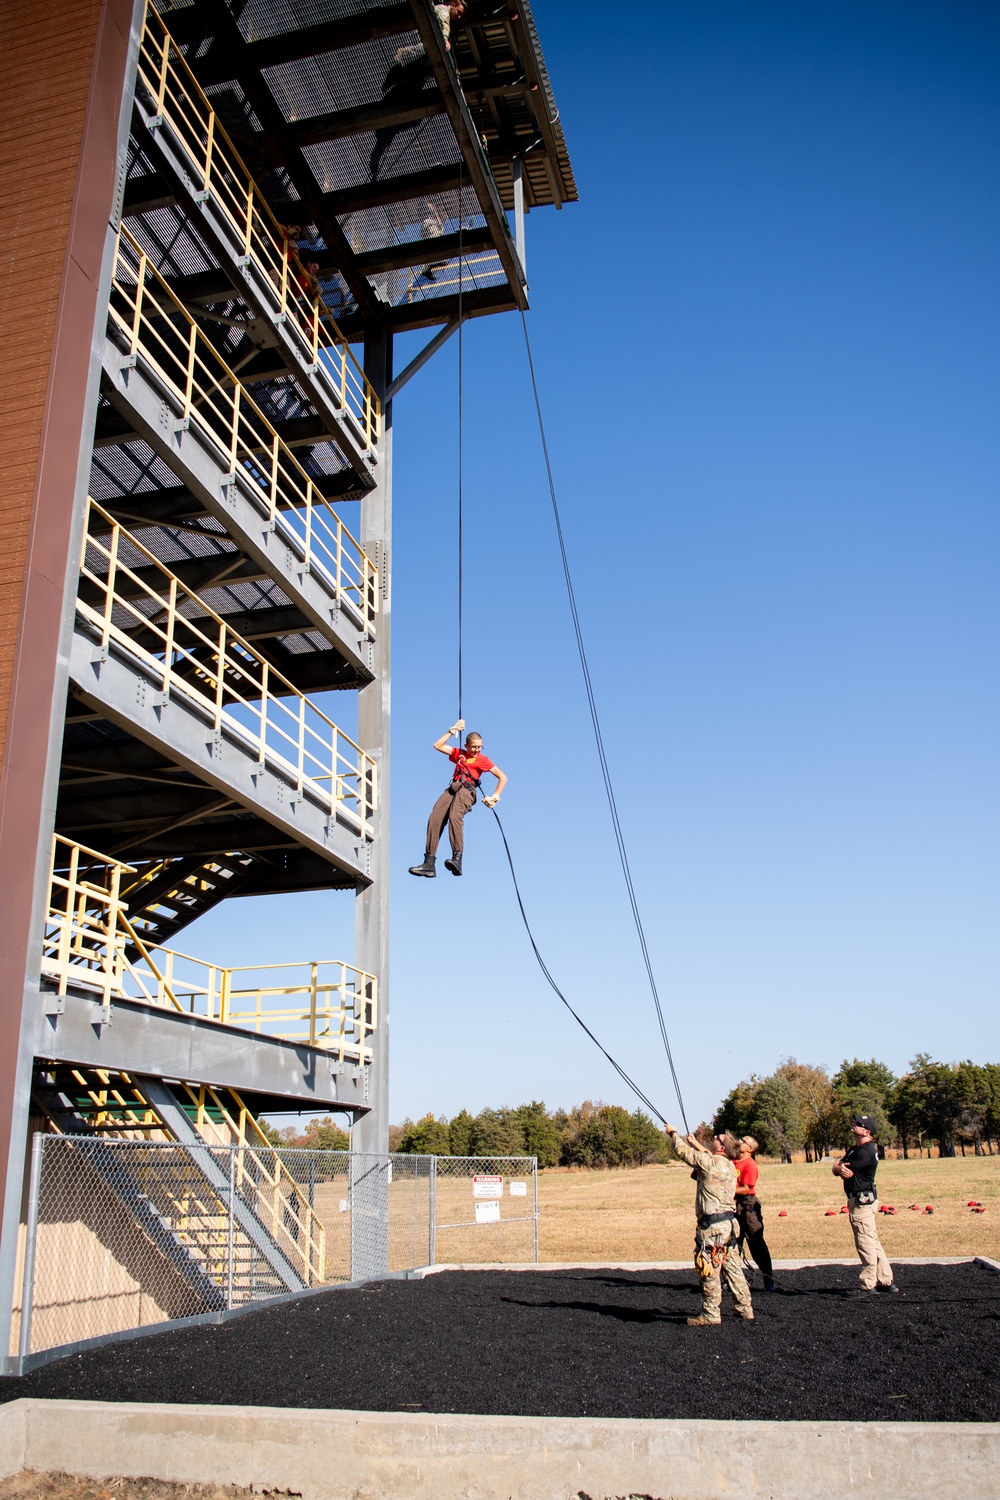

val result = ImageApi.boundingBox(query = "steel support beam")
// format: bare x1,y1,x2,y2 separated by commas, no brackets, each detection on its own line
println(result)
32,987,370,1111
0,0,146,1378
351,328,392,1276
386,317,463,402
68,628,371,882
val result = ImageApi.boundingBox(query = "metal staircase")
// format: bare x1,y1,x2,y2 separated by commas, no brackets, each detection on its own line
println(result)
31,1065,324,1303
120,854,258,953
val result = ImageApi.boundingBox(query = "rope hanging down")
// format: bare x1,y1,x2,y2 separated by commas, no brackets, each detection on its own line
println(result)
491,809,671,1128
518,310,690,1134
456,162,464,721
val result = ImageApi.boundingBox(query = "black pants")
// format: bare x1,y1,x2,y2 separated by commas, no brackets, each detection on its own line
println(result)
736,1198,773,1280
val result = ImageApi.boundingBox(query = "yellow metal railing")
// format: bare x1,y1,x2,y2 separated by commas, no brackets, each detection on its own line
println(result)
79,499,376,836
175,1082,327,1285
108,226,378,634
43,838,135,1010
43,837,376,1065
128,953,376,1064
136,1,379,449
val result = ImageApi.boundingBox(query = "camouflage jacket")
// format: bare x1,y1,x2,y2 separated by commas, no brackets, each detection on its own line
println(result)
671,1135,738,1221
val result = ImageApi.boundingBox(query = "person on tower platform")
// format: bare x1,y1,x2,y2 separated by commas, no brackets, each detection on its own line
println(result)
733,1135,779,1292
665,1126,754,1326
409,720,507,879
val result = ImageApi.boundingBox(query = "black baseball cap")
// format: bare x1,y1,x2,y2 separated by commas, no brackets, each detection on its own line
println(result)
852,1114,877,1134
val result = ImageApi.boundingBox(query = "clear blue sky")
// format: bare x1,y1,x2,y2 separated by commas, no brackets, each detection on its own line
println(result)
186,0,999,1129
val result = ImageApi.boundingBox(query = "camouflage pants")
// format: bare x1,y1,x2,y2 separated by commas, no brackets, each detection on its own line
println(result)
695,1221,753,1322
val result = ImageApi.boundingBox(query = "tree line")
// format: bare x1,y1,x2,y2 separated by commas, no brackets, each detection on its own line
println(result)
264,1055,1000,1167
263,1103,665,1166
714,1055,1000,1162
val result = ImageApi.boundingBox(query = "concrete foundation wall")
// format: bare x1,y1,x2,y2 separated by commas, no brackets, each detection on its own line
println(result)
0,1399,997,1500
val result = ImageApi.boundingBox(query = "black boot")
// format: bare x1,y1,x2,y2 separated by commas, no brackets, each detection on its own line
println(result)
408,855,436,877
444,851,463,876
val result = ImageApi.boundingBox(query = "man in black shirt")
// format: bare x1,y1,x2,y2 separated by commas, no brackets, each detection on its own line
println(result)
832,1114,898,1294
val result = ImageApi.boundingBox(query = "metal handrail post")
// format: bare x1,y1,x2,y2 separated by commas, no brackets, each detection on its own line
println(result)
18,1134,45,1366
227,1144,236,1311
532,1156,539,1263
428,1156,437,1266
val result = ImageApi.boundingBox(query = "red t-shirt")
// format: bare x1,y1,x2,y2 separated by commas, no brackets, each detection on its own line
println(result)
735,1157,759,1194
449,747,494,784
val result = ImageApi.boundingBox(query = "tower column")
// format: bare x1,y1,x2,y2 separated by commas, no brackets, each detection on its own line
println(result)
353,329,393,1158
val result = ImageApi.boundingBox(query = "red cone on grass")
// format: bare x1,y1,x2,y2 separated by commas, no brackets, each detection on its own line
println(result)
923,1206,934,1215
839,1204,849,1214
825,1209,837,1216
778,1210,788,1217
972,1206,986,1214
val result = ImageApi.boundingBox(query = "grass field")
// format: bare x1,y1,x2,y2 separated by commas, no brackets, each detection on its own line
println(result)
537,1154,1000,1263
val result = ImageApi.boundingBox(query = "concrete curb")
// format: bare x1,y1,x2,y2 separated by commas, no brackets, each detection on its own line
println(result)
418,1255,984,1273
0,1399,998,1500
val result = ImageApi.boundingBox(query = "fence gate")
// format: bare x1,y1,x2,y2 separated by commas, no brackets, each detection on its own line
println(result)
430,1156,539,1266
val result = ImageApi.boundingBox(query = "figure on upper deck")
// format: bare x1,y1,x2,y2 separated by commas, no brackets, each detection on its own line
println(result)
370,1,467,181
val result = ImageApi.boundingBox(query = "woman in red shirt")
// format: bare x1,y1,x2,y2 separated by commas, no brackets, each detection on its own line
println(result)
734,1135,779,1292
409,719,507,878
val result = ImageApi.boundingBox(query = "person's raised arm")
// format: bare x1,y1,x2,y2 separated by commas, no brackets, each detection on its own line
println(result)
433,719,465,754
664,1126,710,1171
482,764,507,808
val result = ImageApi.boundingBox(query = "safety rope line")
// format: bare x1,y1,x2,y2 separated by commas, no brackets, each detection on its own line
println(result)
457,162,464,722
517,310,690,1134
491,809,670,1128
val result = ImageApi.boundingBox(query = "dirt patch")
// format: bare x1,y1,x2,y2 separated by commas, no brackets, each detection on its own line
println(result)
0,1477,298,1499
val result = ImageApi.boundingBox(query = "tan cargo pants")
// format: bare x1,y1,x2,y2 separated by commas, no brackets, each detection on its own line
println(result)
425,781,477,857
696,1221,754,1322
848,1199,893,1289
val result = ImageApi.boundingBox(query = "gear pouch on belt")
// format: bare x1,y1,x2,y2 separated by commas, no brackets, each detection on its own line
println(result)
854,1190,876,1207
695,1243,727,1278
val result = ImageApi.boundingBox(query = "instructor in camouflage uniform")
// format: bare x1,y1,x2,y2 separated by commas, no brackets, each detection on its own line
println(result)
665,1126,754,1326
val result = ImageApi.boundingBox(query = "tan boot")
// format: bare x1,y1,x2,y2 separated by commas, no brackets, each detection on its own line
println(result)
734,1310,755,1321
686,1314,720,1326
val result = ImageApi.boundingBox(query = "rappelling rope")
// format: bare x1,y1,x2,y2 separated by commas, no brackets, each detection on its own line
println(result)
491,808,671,1129
517,309,690,1134
456,161,465,722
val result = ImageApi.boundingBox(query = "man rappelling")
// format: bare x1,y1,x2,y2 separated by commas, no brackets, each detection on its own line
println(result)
409,720,507,878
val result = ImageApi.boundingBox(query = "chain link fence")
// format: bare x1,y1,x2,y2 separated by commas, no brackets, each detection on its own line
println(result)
11,1136,538,1365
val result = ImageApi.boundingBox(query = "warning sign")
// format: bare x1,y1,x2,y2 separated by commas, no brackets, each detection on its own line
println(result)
475,1199,501,1224
473,1174,503,1199
509,1181,528,1197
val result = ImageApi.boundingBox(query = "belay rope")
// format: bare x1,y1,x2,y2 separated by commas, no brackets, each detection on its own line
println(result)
516,309,690,1134
449,185,690,1133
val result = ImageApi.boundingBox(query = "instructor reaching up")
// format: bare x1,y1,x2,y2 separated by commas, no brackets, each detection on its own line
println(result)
409,721,507,878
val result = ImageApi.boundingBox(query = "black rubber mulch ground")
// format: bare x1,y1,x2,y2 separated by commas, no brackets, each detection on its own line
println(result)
3,1263,999,1422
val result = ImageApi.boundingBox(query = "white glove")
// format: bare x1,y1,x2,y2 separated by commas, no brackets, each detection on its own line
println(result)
448,718,465,736
483,793,500,809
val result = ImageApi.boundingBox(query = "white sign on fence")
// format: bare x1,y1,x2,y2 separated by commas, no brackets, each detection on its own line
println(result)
509,1181,528,1197
475,1199,501,1224
473,1174,503,1199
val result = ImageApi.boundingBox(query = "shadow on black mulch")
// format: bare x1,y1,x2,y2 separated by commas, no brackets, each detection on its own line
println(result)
2,1263,998,1423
